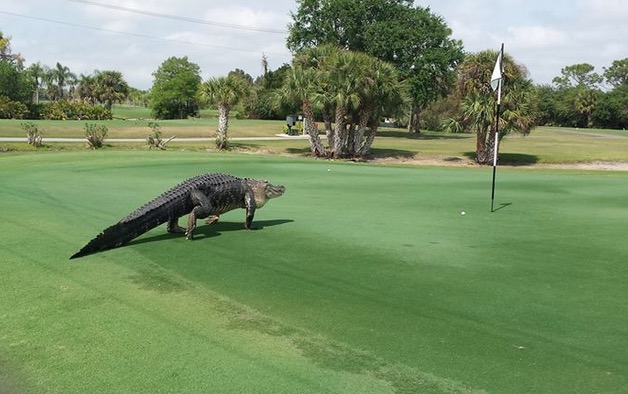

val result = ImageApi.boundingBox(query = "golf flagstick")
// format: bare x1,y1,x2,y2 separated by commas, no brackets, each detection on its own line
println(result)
490,44,504,212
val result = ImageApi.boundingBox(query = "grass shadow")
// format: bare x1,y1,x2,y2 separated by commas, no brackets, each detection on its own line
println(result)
127,219,294,247
492,202,513,212
285,147,313,156
369,148,415,159
463,152,540,165
284,147,417,160
376,131,471,140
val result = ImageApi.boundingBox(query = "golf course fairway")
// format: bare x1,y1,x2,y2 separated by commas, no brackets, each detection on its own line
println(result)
1,151,627,393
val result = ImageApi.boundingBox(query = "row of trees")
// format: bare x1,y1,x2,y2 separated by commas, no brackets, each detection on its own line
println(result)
149,49,406,158
1,30,136,119
287,0,464,134
535,61,628,129
149,0,464,158
280,45,407,157
279,0,628,162
420,60,628,134
0,31,32,114
26,64,134,111
3,0,628,162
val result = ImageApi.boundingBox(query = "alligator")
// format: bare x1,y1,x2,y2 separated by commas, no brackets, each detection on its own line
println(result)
70,173,285,259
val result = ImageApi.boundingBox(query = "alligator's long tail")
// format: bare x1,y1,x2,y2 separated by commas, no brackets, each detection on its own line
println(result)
69,173,235,259
70,205,172,259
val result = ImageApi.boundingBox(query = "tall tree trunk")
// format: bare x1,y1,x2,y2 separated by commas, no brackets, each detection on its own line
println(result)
359,117,380,157
475,126,496,165
322,106,334,150
216,104,230,149
407,106,421,133
326,128,335,154
333,106,347,158
303,102,326,157
322,105,333,135
354,106,372,155
346,122,356,156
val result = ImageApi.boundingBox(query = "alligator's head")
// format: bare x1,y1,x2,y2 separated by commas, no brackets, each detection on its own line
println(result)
247,179,285,208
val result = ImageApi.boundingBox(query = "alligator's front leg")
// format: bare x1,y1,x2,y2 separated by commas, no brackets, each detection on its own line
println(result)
244,190,257,230
186,189,212,240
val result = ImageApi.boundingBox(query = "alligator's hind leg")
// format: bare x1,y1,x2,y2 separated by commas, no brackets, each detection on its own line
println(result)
167,218,186,234
186,190,212,240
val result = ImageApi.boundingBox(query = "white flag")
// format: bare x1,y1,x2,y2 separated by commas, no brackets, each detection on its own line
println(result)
490,51,502,92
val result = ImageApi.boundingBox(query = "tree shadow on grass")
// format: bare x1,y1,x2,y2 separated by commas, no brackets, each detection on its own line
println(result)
368,148,415,159
127,219,294,247
376,131,471,140
285,147,417,161
286,147,313,156
463,151,540,166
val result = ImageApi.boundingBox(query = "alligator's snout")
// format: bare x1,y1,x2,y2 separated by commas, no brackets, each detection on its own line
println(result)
267,184,285,199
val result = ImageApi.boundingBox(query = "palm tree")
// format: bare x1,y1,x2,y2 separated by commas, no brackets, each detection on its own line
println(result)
293,45,340,136
26,62,45,104
199,75,250,149
94,70,129,110
77,74,97,104
291,45,407,158
48,62,76,100
453,50,535,164
356,58,407,156
43,70,58,101
574,88,599,128
324,50,364,157
460,91,496,163
324,49,408,158
78,74,97,105
276,65,326,156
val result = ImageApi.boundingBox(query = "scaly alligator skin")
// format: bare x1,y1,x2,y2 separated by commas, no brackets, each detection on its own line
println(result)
70,173,285,259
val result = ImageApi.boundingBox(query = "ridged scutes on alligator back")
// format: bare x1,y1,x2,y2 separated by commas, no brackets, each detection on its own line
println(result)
119,173,237,223
70,172,285,259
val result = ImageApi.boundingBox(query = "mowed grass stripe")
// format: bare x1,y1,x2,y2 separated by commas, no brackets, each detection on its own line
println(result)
0,152,478,393
1,151,627,393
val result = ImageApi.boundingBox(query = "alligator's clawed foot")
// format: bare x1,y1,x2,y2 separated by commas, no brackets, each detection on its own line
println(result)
167,225,186,234
206,215,220,225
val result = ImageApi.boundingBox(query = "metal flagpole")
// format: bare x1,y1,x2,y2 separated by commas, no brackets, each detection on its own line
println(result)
490,43,504,212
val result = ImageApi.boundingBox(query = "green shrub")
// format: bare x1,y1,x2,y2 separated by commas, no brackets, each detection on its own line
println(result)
146,122,175,150
21,122,43,147
27,103,43,120
41,100,112,120
84,123,108,149
0,96,29,119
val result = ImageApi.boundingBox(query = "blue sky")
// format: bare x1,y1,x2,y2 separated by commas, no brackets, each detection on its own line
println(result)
1,0,626,90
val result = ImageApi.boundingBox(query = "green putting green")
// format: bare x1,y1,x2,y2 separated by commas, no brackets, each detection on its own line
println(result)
1,151,627,393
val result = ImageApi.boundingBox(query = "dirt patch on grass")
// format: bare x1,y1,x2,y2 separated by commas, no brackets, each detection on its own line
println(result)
539,161,628,171
370,156,628,171
371,156,476,167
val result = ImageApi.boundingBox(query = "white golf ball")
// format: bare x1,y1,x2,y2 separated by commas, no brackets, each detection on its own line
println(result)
327,169,331,172
461,211,466,215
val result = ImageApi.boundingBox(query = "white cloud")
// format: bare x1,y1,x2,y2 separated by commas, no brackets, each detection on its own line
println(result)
4,0,625,88
578,0,628,22
204,5,286,31
507,26,569,50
